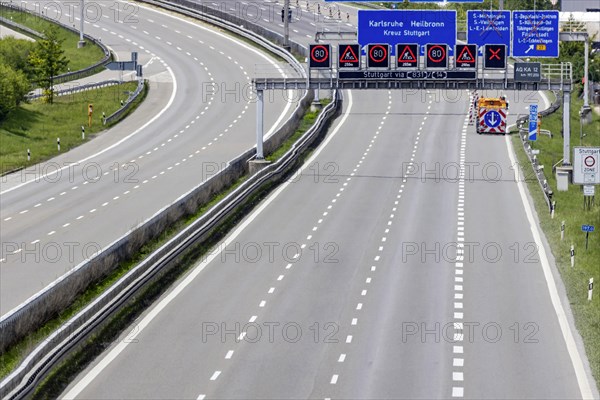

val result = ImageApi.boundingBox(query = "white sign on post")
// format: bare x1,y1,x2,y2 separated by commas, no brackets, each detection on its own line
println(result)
573,147,600,185
583,185,595,196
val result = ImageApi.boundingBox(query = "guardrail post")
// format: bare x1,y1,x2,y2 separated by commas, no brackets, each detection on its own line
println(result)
256,89,264,159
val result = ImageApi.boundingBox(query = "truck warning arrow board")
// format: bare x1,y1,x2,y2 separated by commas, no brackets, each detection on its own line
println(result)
367,44,389,69
338,44,360,69
455,44,477,68
396,44,419,68
309,44,331,69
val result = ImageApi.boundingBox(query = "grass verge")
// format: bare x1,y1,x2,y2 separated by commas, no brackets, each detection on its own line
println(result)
0,5,105,72
0,81,143,175
510,92,600,384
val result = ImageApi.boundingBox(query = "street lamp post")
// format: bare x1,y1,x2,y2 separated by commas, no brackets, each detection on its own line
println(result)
78,0,85,48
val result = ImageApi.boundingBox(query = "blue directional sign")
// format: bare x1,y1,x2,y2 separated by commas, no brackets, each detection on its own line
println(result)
357,10,456,55
529,104,538,141
467,10,511,54
582,225,595,232
484,110,502,128
512,11,559,57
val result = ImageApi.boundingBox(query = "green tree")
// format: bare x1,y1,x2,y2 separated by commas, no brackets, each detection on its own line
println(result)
0,36,36,77
28,26,68,104
0,63,30,120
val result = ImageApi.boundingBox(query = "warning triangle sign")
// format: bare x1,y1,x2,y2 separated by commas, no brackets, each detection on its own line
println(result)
457,46,475,62
340,46,358,63
398,46,417,63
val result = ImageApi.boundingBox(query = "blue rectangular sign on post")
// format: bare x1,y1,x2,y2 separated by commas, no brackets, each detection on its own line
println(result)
512,11,559,57
357,10,456,55
467,11,511,54
582,225,595,232
529,104,538,141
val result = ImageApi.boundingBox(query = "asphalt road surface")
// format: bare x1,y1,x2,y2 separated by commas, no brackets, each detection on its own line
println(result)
63,87,596,398
0,0,299,315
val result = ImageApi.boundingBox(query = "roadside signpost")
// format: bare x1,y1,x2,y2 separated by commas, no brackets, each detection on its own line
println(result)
358,10,456,55
529,104,538,141
467,10,511,54
573,147,600,184
512,10,559,57
581,224,595,250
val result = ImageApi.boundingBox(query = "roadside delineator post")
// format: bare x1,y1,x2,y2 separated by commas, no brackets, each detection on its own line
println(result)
570,244,575,267
561,221,565,241
588,278,593,301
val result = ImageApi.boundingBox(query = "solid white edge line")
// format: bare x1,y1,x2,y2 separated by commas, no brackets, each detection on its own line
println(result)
505,134,593,399
62,91,353,398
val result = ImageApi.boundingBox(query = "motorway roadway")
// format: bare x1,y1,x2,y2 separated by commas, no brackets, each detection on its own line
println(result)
3,0,596,398
62,84,596,398
0,0,299,315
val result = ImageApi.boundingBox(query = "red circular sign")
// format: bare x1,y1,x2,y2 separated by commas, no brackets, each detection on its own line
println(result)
369,45,387,62
311,45,329,62
428,45,446,62
584,156,596,167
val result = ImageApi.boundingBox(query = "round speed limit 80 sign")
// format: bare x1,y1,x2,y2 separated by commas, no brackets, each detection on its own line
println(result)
309,44,331,69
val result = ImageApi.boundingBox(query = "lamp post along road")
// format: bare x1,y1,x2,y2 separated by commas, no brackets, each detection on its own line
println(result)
78,0,85,48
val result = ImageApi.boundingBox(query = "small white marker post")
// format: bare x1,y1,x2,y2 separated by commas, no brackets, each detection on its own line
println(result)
27,149,30,161
588,278,594,301
570,245,575,267
57,138,60,152
81,125,85,139
561,221,565,241
551,201,556,219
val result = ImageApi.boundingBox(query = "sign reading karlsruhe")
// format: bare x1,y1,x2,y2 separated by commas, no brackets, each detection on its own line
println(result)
358,10,457,55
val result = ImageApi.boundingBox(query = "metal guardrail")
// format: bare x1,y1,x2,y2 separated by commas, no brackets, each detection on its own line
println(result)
141,0,310,72
0,0,323,396
515,92,563,212
1,86,340,400
0,14,42,37
103,79,146,125
25,79,122,100
0,3,112,84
